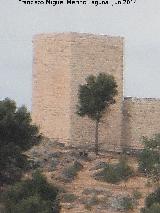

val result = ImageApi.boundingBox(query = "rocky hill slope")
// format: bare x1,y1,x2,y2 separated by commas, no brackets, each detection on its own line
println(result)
27,139,154,213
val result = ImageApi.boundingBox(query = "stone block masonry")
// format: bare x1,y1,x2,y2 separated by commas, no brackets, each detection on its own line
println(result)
122,97,160,149
32,32,123,150
32,32,160,150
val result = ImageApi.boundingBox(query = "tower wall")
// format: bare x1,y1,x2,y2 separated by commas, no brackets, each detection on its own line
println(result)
122,98,160,149
32,33,124,150
69,34,123,150
32,34,72,141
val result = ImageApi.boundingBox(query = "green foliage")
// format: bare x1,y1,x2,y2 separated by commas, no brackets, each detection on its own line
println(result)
120,196,134,211
77,73,118,121
142,134,160,149
139,149,160,173
84,194,100,206
132,189,142,200
77,73,118,154
138,134,160,179
62,161,83,181
62,193,78,203
1,171,60,213
145,187,160,208
94,159,133,183
142,203,160,213
111,195,136,211
141,187,160,213
0,98,41,184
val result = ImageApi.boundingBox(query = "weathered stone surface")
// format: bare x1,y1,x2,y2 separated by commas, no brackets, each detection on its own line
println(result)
32,32,123,150
32,32,160,150
122,97,160,149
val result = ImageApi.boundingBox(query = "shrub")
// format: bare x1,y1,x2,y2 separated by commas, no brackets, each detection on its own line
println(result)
81,194,100,207
62,193,78,203
1,171,60,213
139,149,160,174
120,196,134,211
111,195,135,211
0,98,41,184
138,135,160,179
141,187,160,213
145,187,160,208
142,203,160,213
94,159,133,183
90,162,109,171
62,161,83,181
132,189,142,200
49,159,59,171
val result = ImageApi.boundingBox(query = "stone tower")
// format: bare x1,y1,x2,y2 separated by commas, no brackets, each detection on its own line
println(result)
32,33,124,150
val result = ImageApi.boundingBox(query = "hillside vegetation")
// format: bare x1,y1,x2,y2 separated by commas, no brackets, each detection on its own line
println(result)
0,98,160,212
25,137,158,213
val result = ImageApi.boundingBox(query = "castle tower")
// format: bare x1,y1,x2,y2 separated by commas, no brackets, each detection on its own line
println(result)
32,33,124,150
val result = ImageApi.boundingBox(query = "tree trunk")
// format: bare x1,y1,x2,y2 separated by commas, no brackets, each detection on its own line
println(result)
95,120,99,155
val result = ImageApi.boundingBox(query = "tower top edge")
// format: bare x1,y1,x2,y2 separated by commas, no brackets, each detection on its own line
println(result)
33,32,124,42
124,97,160,102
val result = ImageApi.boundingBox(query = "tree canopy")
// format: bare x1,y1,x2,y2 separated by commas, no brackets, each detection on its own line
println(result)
0,98,41,184
1,171,60,213
77,73,118,154
77,73,118,121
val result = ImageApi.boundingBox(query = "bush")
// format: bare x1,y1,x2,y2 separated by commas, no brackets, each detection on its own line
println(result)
139,149,160,174
111,195,135,211
62,193,78,203
145,187,160,208
90,162,109,171
94,159,133,183
138,135,160,179
120,196,134,211
142,203,160,213
49,159,59,171
62,161,83,181
0,98,41,184
141,187,160,213
1,171,60,213
132,189,142,200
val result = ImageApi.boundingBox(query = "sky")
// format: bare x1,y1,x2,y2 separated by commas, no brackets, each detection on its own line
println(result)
0,0,160,109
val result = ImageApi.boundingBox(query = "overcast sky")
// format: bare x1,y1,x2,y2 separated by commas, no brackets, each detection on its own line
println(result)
0,0,160,109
